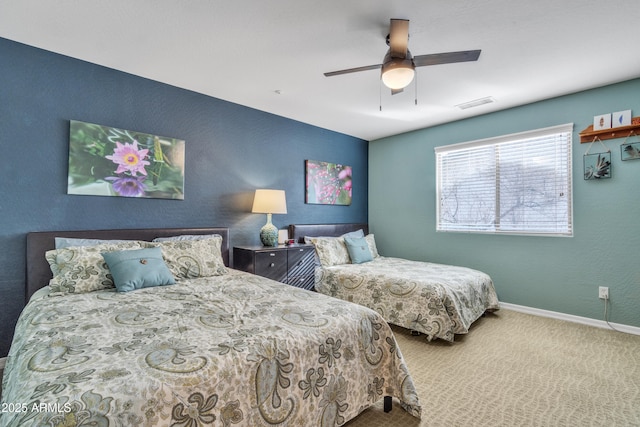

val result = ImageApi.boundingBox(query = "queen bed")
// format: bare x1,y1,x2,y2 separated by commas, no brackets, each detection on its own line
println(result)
289,223,500,342
1,227,421,426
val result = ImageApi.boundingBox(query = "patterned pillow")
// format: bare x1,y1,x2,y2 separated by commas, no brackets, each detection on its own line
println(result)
149,235,228,278
365,234,380,258
308,236,351,266
304,230,365,267
303,228,364,244
152,234,219,242
46,240,146,294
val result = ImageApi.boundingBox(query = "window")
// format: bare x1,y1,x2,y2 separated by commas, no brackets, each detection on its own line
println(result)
435,123,573,236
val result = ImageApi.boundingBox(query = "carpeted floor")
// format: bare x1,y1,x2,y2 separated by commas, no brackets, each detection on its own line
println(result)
346,309,640,427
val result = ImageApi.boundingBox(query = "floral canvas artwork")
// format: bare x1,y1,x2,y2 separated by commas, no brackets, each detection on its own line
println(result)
305,160,352,205
68,120,185,199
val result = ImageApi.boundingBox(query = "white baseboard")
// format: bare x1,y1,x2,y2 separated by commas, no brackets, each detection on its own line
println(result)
500,302,640,336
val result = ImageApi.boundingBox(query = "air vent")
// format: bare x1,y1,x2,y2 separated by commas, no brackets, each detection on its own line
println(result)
456,96,496,110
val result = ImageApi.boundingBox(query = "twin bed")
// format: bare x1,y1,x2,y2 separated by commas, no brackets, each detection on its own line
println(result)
289,223,500,342
1,227,421,427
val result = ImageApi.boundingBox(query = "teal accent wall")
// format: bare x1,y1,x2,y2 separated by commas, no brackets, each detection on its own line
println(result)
370,78,640,327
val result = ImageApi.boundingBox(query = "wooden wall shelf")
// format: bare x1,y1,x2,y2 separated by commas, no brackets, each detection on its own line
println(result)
579,116,640,143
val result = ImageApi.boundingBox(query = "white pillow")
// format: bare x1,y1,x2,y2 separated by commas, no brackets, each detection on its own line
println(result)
365,234,379,258
152,234,222,242
55,237,136,249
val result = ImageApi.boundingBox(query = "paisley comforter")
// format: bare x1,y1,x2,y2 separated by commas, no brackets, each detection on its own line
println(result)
0,270,421,426
315,257,500,342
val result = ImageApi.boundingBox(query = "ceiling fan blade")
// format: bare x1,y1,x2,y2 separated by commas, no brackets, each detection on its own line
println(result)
413,49,481,67
324,64,382,77
388,19,409,58
391,88,404,95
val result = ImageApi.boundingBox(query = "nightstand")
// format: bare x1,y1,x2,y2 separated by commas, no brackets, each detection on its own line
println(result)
233,245,316,290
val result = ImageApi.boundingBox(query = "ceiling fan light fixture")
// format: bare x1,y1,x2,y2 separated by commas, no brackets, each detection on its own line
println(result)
324,19,481,98
381,51,415,90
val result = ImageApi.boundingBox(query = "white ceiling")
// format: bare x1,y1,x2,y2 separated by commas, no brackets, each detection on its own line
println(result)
2,0,639,141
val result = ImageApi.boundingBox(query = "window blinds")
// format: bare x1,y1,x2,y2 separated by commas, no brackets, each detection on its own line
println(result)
435,123,573,236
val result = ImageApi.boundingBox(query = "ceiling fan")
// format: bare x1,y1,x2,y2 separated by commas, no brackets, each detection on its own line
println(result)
324,19,481,94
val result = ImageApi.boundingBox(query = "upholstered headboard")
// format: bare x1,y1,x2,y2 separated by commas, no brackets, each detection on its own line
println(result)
288,223,369,243
25,227,230,303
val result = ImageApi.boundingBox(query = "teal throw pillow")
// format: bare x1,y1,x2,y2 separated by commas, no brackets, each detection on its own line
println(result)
102,247,175,293
344,236,373,264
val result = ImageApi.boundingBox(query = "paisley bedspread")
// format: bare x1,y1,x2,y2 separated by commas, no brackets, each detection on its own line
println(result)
315,257,500,342
0,269,421,426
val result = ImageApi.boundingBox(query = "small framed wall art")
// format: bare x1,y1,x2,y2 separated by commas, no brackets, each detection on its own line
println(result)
612,110,632,128
305,160,352,205
593,113,612,131
583,152,611,180
621,141,640,161
67,120,185,199
620,130,640,161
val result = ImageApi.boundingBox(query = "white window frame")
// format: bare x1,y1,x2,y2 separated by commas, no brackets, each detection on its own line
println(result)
435,123,573,237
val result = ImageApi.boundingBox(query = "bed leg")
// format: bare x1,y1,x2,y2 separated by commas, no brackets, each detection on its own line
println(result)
383,396,392,413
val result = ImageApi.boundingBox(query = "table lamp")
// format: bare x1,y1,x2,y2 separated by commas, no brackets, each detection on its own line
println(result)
251,189,287,246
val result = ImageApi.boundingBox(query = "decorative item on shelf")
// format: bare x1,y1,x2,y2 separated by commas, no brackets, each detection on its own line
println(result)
277,229,289,245
251,189,287,246
593,113,612,131
620,131,640,161
612,110,632,128
579,115,640,143
583,137,611,180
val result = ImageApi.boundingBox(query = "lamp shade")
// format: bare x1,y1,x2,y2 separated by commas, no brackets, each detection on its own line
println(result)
251,189,287,214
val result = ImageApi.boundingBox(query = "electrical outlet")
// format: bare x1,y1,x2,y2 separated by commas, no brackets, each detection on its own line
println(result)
599,286,609,300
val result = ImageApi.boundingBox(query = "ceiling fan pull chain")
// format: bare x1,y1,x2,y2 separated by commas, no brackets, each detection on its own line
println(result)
379,80,383,111
415,72,418,106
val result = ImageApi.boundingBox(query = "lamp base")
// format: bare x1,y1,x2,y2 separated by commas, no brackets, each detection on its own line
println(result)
259,214,278,247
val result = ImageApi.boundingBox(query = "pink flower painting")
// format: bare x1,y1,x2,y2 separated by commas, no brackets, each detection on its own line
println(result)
305,160,352,205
